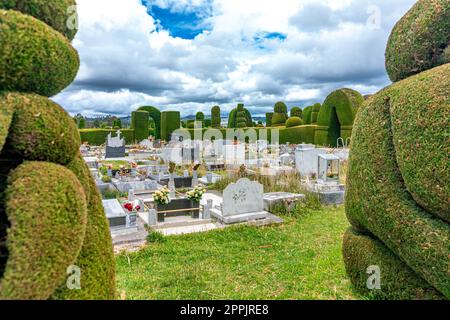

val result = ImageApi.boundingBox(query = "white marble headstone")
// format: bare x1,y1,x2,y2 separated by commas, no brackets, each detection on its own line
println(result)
222,178,264,216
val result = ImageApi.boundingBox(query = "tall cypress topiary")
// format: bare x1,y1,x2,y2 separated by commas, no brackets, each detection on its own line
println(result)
161,111,181,141
131,110,150,142
211,106,221,128
0,2,115,300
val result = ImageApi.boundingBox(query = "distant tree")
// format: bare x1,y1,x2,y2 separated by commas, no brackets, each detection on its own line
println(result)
93,119,101,128
78,117,86,129
113,118,122,129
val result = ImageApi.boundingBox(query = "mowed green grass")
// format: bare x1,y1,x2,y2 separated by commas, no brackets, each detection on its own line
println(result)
115,206,362,300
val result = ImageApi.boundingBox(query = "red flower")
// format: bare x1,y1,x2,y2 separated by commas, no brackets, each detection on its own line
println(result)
135,205,141,211
124,203,133,212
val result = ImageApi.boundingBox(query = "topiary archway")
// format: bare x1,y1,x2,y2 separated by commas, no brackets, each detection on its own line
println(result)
314,88,364,147
137,106,161,139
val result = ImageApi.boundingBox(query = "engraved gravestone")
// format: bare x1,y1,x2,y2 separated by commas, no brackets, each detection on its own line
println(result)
222,178,264,217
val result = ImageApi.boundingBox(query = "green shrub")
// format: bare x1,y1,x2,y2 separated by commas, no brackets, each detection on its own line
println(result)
345,64,450,298
79,129,135,146
137,106,161,139
0,0,78,40
290,107,302,118
385,0,450,82
131,111,149,142
211,106,221,128
0,162,87,299
0,10,79,97
285,117,303,128
343,228,444,300
279,125,316,144
1,93,81,165
161,111,181,141
315,89,363,147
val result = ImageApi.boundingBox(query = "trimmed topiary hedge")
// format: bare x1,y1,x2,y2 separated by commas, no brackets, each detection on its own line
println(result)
315,89,363,147
1,92,80,165
0,162,87,299
79,129,135,146
161,111,181,141
285,117,303,128
0,3,116,300
385,0,449,82
343,228,444,300
137,106,161,139
0,0,78,40
0,9,80,97
131,110,149,142
345,64,450,298
211,106,221,128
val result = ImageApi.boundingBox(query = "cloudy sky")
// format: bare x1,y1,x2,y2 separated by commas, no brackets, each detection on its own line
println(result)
53,0,417,118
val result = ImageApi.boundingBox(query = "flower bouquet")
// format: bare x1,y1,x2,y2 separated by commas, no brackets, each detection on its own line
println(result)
154,187,170,205
186,186,206,203
123,202,141,213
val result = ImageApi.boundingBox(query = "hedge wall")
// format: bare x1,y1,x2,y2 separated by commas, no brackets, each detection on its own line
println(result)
161,111,181,141
385,0,449,82
137,106,161,139
79,129,135,146
345,64,450,298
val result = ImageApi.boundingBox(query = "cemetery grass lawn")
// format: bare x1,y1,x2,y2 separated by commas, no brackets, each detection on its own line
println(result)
115,205,362,300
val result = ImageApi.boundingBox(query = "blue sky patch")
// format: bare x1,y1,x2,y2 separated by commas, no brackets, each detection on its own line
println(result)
141,0,212,39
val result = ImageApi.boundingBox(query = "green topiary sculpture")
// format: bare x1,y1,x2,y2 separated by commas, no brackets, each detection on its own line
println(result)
271,101,288,126
343,0,449,299
290,107,303,118
161,111,181,141
227,104,253,128
0,1,116,300
131,110,150,142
